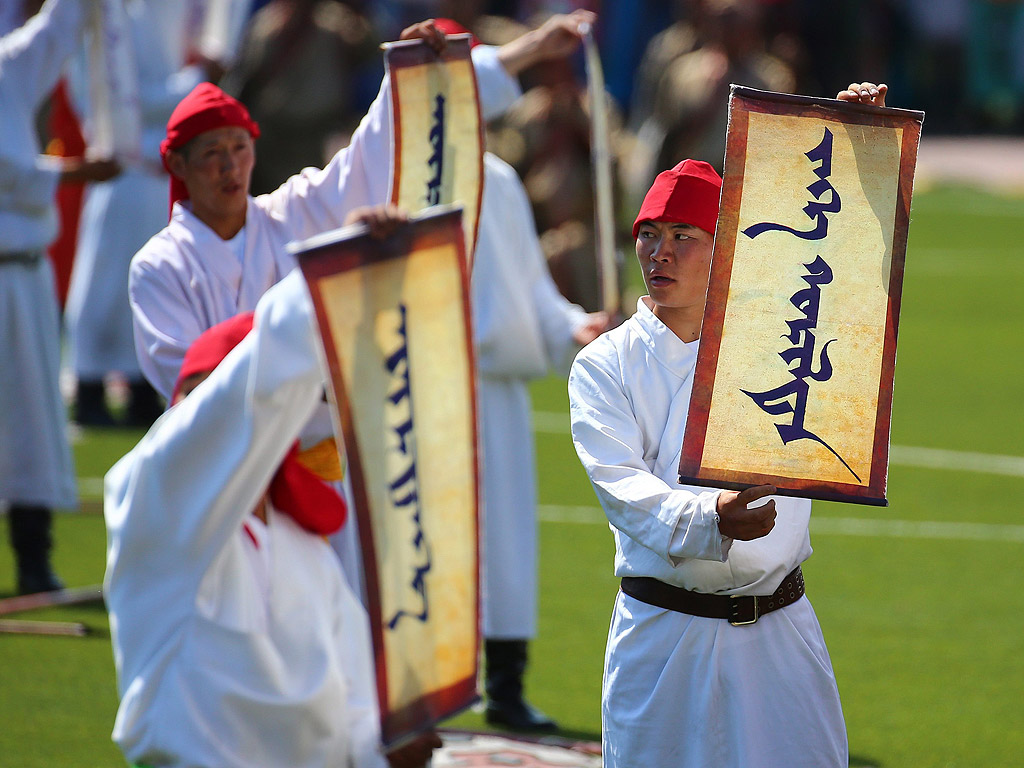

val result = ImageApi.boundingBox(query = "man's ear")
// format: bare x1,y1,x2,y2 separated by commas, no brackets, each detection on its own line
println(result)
165,150,187,180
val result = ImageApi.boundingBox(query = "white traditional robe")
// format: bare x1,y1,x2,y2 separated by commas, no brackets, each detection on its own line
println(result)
0,0,88,509
129,44,521,401
473,153,588,638
128,46,522,594
105,270,388,768
65,0,205,379
568,297,847,768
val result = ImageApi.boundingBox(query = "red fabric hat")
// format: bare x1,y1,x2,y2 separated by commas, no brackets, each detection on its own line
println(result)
433,17,480,47
172,313,347,536
160,83,260,216
632,159,723,238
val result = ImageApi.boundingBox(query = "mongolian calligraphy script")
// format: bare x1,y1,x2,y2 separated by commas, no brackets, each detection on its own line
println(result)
426,94,445,206
743,128,839,241
296,206,481,744
383,304,432,630
740,256,859,481
740,127,857,481
678,85,922,506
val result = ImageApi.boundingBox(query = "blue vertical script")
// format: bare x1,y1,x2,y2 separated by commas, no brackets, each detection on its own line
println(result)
425,93,446,206
383,304,432,630
742,127,840,241
740,256,860,482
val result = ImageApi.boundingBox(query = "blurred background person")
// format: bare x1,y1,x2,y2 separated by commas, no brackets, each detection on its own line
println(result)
65,0,222,428
222,0,381,195
1,0,119,593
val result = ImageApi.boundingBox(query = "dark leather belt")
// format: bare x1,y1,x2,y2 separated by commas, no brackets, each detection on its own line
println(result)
620,566,805,626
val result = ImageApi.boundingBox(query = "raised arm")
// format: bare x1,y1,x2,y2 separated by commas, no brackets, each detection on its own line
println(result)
107,270,324,597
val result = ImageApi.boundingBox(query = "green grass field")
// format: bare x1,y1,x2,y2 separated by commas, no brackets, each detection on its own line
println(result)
2,184,1023,766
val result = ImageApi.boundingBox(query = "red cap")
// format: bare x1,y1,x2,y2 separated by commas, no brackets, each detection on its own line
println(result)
171,313,347,536
632,159,722,238
160,83,260,216
433,17,480,47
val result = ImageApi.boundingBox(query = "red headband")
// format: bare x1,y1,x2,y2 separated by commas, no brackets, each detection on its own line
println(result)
172,313,346,536
633,159,722,238
160,83,260,216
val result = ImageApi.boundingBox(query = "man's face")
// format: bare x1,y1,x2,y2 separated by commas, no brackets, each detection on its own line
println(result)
167,126,254,222
635,219,715,312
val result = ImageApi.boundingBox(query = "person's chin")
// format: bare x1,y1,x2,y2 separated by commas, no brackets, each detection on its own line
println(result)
645,280,677,299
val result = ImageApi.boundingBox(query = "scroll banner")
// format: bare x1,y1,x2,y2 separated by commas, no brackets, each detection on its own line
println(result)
678,86,924,506
86,0,142,164
384,36,484,269
581,24,620,316
294,206,480,745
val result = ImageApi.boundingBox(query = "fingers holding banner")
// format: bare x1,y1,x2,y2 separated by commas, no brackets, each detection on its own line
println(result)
344,204,410,240
398,20,448,54
717,485,778,541
836,82,888,108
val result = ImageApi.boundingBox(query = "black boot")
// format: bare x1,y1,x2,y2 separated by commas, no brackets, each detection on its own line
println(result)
74,379,115,427
484,639,558,732
124,379,165,428
8,505,64,595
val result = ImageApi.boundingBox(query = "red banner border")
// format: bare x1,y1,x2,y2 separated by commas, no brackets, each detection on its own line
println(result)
678,86,923,506
295,207,482,745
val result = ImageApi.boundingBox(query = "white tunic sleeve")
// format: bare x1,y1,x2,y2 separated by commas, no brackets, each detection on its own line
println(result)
106,270,323,613
471,44,522,122
0,0,89,247
569,340,728,565
128,246,212,400
0,0,88,107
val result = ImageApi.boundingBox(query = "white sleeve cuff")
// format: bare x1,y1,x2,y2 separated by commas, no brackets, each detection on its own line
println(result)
666,489,732,564
472,45,522,122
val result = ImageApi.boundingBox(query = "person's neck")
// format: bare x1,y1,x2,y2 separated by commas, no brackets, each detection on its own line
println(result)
190,202,247,241
650,301,702,343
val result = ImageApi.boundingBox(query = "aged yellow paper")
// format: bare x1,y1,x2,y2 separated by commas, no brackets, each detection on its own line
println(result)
315,241,476,714
700,111,902,486
390,50,482,266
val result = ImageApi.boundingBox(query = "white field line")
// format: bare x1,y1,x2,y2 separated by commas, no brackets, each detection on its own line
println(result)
532,411,1024,479
536,504,1024,543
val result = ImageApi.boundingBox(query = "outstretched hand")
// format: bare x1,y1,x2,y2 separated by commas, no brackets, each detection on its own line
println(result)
836,81,887,108
498,9,598,76
344,204,409,240
573,311,611,346
716,485,777,541
398,19,448,54
60,156,121,184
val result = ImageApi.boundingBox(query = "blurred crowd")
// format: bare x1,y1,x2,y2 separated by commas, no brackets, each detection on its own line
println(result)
20,0,1024,372
206,0,1024,308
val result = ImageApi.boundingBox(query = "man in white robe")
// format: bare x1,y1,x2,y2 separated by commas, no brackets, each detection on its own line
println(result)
568,154,860,765
0,0,118,593
473,150,607,731
127,11,602,598
570,82,889,766
105,262,441,768
65,0,215,426
128,14,591,402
